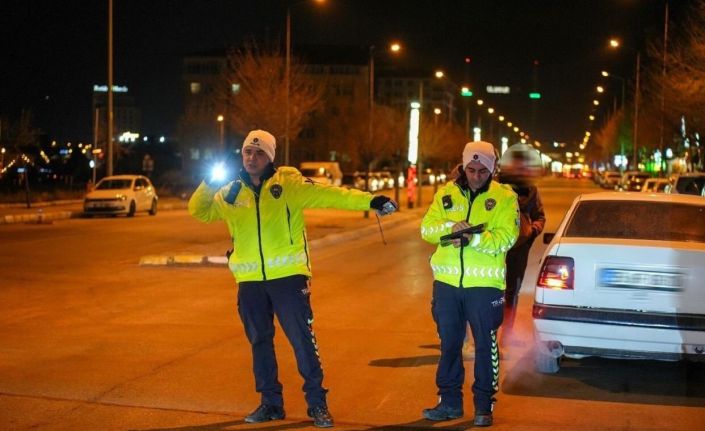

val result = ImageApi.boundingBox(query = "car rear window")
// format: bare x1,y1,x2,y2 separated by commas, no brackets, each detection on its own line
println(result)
565,201,705,242
675,176,705,195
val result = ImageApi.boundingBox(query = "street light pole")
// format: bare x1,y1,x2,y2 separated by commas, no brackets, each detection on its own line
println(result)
633,51,641,170
107,0,114,176
217,115,225,151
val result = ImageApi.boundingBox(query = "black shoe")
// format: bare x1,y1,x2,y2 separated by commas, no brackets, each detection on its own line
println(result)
422,403,463,421
307,405,334,428
473,412,493,427
244,404,285,423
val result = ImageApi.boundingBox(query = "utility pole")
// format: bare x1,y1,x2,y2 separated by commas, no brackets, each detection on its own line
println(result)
107,0,114,176
660,1,669,174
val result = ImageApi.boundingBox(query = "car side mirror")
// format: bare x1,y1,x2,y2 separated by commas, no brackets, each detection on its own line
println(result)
543,233,555,244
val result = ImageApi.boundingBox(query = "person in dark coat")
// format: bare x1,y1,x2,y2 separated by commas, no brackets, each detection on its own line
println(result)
498,150,546,344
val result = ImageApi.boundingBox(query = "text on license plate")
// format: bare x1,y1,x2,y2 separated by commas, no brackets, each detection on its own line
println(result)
598,269,684,291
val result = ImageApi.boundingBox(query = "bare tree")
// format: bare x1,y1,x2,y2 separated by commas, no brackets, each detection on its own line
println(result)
647,1,705,128
219,40,324,158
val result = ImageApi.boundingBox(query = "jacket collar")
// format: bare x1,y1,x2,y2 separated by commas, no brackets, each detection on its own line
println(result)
239,163,276,188
454,164,492,199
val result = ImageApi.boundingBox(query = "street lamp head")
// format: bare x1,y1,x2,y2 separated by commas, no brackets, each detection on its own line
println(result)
498,115,505,122
435,70,444,79
593,100,600,106
601,70,609,77
433,107,441,115
596,85,604,93
217,115,224,122
609,38,620,48
487,107,495,114
477,99,484,106
389,42,401,53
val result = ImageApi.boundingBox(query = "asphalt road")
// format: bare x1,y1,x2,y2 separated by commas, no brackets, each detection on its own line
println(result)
1,178,703,431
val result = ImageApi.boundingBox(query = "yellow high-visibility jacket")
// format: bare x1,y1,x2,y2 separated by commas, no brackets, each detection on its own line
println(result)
189,167,373,282
421,180,519,289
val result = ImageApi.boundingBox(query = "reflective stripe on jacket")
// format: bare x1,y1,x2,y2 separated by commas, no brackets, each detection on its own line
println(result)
188,166,373,282
421,180,519,289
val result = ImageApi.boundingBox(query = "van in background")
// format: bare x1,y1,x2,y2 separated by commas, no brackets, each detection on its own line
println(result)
299,161,343,186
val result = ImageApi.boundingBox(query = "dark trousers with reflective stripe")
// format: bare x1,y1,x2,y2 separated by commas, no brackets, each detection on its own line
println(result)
237,275,327,408
431,281,504,413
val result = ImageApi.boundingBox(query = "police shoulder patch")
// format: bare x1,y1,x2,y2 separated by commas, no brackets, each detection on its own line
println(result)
270,184,283,199
442,195,453,209
485,198,497,211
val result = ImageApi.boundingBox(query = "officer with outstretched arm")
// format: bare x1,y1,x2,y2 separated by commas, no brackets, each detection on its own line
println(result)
188,130,396,428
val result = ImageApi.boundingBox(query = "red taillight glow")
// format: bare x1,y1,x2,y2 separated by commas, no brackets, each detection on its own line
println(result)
537,256,575,290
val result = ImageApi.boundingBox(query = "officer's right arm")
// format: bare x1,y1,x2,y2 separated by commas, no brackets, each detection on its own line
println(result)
420,192,454,245
188,181,224,223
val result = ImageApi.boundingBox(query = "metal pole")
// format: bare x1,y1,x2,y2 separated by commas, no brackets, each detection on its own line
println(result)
368,46,375,157
285,8,291,166
219,119,225,151
633,51,640,170
660,1,669,174
364,46,375,219
93,108,99,184
107,0,114,176
416,80,424,207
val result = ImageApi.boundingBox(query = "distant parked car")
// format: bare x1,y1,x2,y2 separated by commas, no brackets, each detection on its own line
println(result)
641,178,670,193
84,175,158,217
600,171,621,189
533,192,705,373
618,171,651,191
376,171,395,189
665,172,705,196
353,171,382,192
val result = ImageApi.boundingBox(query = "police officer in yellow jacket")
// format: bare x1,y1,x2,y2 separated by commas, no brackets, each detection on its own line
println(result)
420,141,519,427
188,130,397,428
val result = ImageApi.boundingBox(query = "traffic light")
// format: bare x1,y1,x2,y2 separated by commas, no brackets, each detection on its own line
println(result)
529,92,542,99
461,86,473,97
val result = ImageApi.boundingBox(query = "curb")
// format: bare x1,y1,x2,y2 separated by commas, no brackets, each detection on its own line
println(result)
139,254,229,267
138,211,421,268
0,202,188,225
1,211,79,225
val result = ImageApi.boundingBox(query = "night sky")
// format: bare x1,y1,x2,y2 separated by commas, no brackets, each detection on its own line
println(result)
0,0,674,146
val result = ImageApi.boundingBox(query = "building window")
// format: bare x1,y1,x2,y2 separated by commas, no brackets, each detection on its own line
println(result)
190,82,201,94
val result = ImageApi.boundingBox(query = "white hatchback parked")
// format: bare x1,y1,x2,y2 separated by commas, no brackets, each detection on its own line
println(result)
84,175,158,217
532,192,705,373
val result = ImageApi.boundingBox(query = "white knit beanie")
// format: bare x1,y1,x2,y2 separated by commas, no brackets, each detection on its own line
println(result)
462,141,496,172
242,130,276,162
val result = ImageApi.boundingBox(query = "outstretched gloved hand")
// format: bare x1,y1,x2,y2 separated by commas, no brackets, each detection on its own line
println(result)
370,195,398,216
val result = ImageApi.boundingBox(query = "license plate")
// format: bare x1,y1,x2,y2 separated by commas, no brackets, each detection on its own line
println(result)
598,269,684,291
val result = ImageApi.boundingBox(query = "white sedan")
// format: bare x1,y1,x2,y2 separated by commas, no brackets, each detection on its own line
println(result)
532,192,705,373
84,175,158,217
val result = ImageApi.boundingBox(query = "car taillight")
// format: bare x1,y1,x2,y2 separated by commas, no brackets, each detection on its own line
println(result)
537,256,574,290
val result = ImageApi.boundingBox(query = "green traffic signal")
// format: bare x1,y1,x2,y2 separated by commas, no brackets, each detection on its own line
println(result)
529,92,542,99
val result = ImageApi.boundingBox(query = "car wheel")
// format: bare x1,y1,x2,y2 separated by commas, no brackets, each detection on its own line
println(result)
534,345,561,374
148,199,157,216
127,200,136,217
